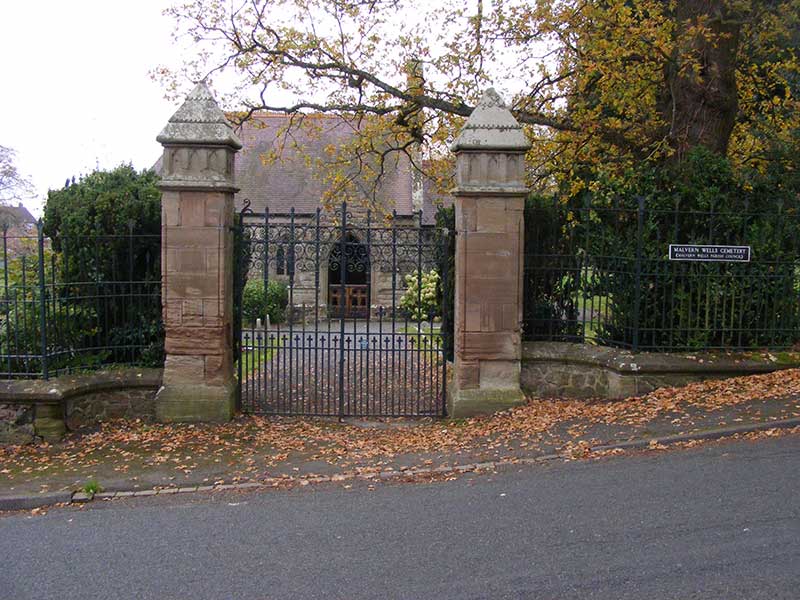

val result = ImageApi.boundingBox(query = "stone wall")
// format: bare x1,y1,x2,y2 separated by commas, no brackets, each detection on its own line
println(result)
65,387,157,430
0,368,162,444
0,403,34,445
521,342,800,400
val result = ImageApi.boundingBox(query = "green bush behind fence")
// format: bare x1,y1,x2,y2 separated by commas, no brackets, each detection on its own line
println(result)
523,150,800,351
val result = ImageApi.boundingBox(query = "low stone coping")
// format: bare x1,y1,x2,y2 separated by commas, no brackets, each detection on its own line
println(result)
522,342,800,376
0,368,163,406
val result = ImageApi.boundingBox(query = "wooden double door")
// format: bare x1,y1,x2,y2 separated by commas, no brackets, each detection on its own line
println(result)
329,284,368,318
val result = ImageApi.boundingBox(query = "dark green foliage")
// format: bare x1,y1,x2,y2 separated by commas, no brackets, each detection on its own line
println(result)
232,212,251,368
523,196,581,342
597,149,798,349
0,247,100,376
525,148,800,351
34,165,164,370
43,164,161,283
242,279,289,325
435,206,455,362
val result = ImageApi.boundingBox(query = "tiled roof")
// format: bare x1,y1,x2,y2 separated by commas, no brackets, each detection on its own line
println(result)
0,203,36,226
421,171,452,224
234,113,414,216
154,112,452,223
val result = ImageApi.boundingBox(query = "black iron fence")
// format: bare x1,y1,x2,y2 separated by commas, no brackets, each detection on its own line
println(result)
233,203,450,416
0,222,163,379
524,198,800,352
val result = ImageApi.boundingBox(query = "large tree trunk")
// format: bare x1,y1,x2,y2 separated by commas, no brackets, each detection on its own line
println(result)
660,0,741,157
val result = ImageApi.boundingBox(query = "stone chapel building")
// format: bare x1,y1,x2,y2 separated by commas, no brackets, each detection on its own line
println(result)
230,112,447,319
156,101,448,320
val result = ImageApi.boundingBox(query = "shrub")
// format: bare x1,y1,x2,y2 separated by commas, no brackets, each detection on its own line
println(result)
0,249,101,375
37,165,164,369
523,196,581,342
43,164,161,283
436,206,455,361
539,147,800,350
232,212,252,366
596,149,798,349
400,269,440,322
242,279,288,324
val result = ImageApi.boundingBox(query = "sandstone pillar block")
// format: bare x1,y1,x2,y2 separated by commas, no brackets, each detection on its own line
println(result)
448,88,531,418
33,403,66,442
154,82,242,422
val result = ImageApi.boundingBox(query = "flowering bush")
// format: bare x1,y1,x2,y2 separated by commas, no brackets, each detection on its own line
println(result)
399,269,440,321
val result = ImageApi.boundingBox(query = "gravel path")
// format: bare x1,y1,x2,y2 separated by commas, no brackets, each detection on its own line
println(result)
240,329,446,416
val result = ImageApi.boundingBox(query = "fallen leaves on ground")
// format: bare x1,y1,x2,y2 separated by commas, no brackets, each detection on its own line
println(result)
1,368,800,488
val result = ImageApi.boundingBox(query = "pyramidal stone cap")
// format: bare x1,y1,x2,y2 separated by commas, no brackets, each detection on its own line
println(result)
451,88,530,152
157,81,243,149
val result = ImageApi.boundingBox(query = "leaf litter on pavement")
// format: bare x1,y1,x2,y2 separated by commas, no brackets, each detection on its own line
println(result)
2,368,800,490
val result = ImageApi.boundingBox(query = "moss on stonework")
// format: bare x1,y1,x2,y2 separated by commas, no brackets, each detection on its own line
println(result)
34,417,67,442
447,387,526,418
681,349,800,366
766,351,800,365
155,383,236,423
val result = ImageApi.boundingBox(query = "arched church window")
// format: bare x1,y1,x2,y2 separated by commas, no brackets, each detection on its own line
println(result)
276,246,285,275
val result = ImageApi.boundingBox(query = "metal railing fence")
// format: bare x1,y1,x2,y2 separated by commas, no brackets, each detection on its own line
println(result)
523,197,800,352
0,222,163,379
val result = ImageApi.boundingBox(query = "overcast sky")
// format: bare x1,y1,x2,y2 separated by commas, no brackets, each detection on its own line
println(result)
0,1,534,217
0,1,180,216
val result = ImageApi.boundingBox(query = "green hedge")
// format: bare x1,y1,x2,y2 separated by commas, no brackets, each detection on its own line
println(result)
242,279,289,325
0,165,165,376
435,206,455,362
523,148,800,351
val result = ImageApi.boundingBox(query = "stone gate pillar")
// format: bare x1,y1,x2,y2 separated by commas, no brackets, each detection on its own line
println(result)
154,82,242,422
448,88,531,418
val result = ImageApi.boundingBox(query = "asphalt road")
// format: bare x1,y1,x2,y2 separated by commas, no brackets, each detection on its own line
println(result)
2,435,799,600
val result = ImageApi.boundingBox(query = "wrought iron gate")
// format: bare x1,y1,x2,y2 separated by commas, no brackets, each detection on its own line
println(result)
233,202,449,417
